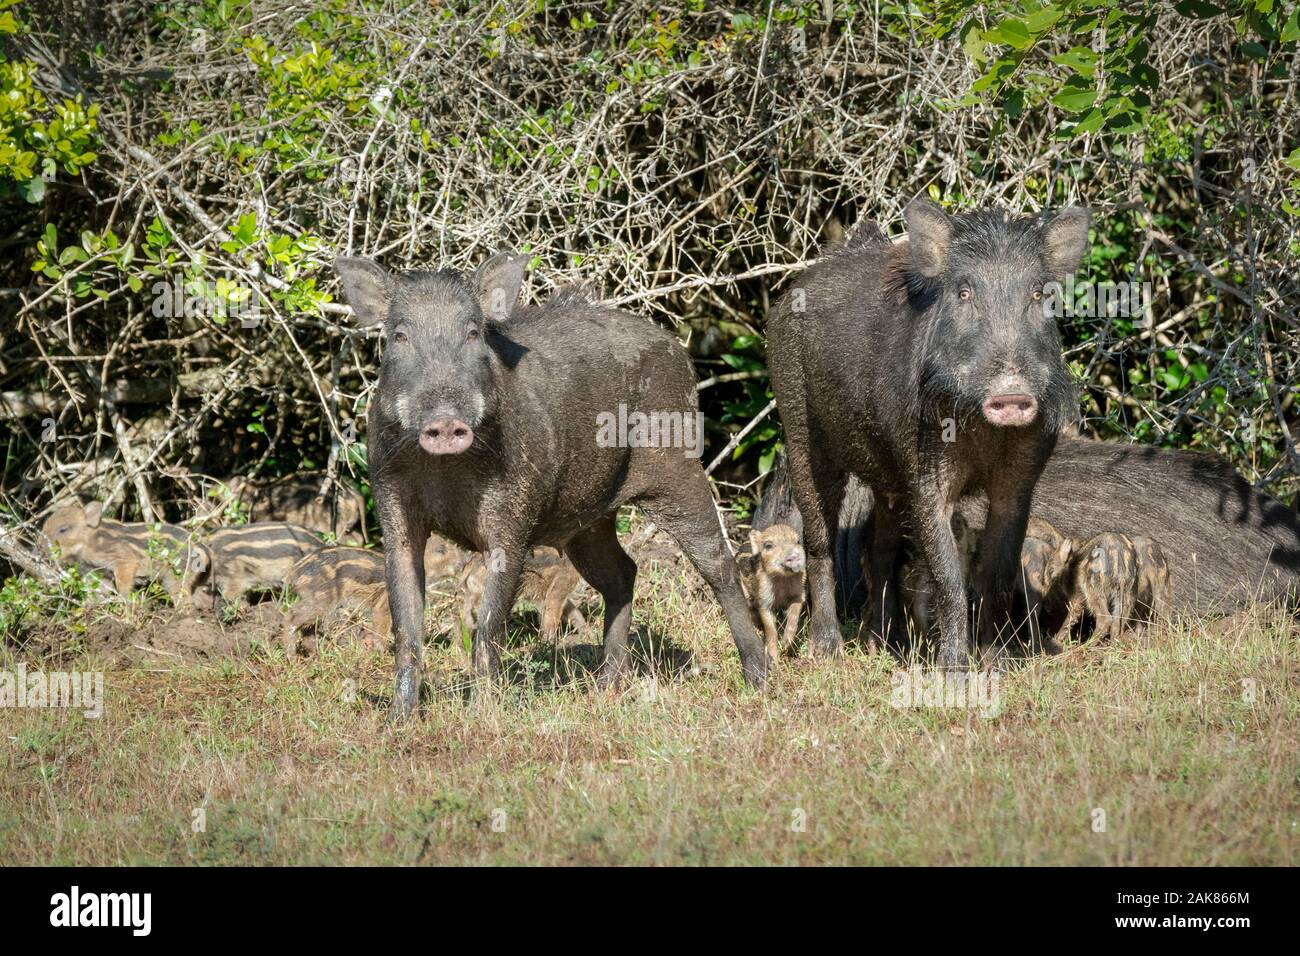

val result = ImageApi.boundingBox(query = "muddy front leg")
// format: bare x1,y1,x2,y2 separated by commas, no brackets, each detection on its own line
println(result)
383,512,429,722
910,494,968,670
862,501,906,652
470,547,525,682
973,482,1035,657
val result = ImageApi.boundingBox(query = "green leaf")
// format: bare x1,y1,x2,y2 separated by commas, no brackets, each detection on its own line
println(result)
1052,84,1098,113
1282,9,1300,42
1073,107,1106,135
1175,0,1222,18
972,56,1020,93
1052,47,1098,77
960,19,987,63
985,19,1034,50
1023,7,1063,32
21,177,46,203
1003,88,1025,118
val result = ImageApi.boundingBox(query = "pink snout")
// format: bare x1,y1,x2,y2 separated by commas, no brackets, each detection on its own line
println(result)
982,393,1038,427
419,418,474,455
783,551,806,573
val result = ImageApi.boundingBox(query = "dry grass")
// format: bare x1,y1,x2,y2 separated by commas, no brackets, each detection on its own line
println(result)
2,560,1297,866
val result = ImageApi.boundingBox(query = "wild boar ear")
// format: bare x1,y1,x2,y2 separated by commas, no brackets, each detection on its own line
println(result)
334,257,389,327
904,198,952,278
749,530,762,553
1041,207,1091,277
475,250,528,324
83,501,103,528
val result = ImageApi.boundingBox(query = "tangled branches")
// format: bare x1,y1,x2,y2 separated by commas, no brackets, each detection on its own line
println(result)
0,0,1296,539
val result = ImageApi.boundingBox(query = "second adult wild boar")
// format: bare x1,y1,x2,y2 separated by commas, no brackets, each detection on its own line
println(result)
335,252,768,718
766,201,1088,667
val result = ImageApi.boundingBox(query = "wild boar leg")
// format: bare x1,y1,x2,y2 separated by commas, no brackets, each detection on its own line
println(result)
539,576,571,638
564,514,637,688
562,601,587,634
758,607,781,665
368,589,392,648
638,472,769,688
113,559,139,598
470,549,525,680
781,424,846,657
384,518,429,720
862,502,906,651
781,600,803,653
910,495,968,670
974,483,1034,657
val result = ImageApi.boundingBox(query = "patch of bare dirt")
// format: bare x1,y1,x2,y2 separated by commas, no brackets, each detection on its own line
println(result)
19,605,282,667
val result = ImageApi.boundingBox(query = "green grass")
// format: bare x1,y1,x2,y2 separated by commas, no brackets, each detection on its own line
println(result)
1,561,1296,865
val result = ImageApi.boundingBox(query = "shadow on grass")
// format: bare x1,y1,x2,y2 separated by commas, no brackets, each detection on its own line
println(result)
512,625,696,690
382,616,697,711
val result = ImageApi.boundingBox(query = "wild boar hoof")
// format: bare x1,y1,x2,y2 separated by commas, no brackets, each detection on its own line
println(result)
388,670,422,722
938,646,969,672
809,629,844,658
742,656,768,690
596,662,626,692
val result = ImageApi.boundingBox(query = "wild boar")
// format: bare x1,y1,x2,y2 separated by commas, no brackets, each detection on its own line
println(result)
282,546,389,653
458,547,586,641
40,501,210,606
203,522,321,610
335,251,768,718
1047,532,1171,645
1029,436,1297,614
740,523,806,665
766,202,1088,667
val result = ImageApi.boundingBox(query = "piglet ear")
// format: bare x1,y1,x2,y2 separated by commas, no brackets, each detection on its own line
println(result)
474,250,528,324
904,198,953,278
334,257,389,327
749,530,762,553
84,501,103,528
1041,207,1091,277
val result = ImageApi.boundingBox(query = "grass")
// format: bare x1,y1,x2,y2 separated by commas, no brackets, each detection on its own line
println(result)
1,558,1297,865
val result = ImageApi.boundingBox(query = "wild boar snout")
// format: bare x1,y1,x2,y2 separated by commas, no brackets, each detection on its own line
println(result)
419,417,474,455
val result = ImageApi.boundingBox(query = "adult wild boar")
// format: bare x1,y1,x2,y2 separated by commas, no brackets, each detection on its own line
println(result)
766,201,1088,667
335,252,768,718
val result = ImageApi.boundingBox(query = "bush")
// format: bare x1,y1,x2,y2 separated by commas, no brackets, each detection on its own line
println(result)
0,0,1296,533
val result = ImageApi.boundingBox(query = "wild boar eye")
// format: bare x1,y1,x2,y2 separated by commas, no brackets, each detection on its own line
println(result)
958,287,972,301
1031,286,1044,301
763,542,773,550
466,327,480,342
393,328,409,344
